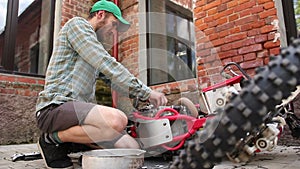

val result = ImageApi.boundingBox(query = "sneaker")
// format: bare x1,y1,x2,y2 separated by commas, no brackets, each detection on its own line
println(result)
37,136,73,169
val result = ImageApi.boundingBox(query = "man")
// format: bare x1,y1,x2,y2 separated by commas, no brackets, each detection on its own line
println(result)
35,0,168,168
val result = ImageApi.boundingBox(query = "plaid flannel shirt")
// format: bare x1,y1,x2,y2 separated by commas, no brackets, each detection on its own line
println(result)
36,17,151,112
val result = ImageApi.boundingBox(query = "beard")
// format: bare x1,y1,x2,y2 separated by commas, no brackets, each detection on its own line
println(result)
96,25,114,51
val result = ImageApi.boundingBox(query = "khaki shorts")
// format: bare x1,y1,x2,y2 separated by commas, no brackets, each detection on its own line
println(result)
36,101,96,133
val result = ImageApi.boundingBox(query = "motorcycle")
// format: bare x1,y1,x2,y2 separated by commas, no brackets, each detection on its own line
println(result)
126,39,300,169
170,38,300,169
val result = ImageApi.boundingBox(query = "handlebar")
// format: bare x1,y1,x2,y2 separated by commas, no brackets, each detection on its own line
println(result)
221,62,251,80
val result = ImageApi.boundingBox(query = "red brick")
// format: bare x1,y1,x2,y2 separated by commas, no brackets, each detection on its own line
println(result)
0,75,15,82
255,34,268,43
241,23,253,31
246,69,256,77
194,11,207,19
229,27,241,34
203,0,221,11
252,20,266,28
238,44,263,54
214,9,234,20
205,54,219,63
207,8,217,16
234,1,256,12
208,20,218,27
251,6,264,14
219,30,230,38
232,55,243,63
263,41,280,49
220,43,232,51
222,58,233,65
248,29,260,36
257,0,273,4
240,59,264,69
229,14,239,22
198,70,207,77
209,33,219,41
204,15,215,22
269,47,280,55
217,3,227,12
219,50,238,59
257,50,269,58
235,15,258,26
204,27,215,35
228,1,238,8
260,25,274,34
16,77,36,84
240,8,252,18
225,32,247,43
217,17,228,25
232,38,255,49
243,53,256,61
259,8,277,19
264,57,270,65
216,22,234,32
195,0,206,7
263,2,275,9
1,88,16,95
212,38,225,46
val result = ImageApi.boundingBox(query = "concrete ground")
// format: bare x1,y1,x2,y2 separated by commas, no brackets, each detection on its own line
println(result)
0,144,299,169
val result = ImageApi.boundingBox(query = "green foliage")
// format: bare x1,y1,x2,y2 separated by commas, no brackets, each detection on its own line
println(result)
95,79,112,106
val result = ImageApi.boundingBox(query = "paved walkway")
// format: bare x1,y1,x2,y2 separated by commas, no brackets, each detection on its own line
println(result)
0,144,299,169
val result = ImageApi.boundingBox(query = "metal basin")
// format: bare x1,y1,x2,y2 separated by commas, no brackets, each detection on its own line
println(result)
82,149,146,169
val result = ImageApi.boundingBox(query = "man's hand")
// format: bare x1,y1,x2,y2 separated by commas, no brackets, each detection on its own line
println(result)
148,90,168,108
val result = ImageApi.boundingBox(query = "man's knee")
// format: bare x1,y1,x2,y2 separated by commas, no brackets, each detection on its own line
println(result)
109,109,128,132
85,105,128,132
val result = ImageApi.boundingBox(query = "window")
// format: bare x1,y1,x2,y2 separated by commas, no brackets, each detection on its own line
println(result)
146,0,196,85
0,0,55,76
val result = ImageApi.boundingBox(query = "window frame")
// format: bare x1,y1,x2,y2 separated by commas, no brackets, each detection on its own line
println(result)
0,0,56,77
146,0,196,86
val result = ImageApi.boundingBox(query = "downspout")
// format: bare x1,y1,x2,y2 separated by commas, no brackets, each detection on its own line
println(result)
112,0,119,108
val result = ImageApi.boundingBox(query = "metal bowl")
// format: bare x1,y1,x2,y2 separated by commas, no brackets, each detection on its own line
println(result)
82,149,146,169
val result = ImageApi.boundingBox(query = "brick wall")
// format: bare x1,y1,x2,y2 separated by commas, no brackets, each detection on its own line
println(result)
194,0,280,88
61,0,93,26
0,74,44,144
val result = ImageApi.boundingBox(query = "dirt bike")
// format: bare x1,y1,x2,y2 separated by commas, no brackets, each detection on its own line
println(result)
127,39,300,168
169,39,300,169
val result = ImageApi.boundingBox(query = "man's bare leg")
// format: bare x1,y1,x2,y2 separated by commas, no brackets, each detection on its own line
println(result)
56,105,139,148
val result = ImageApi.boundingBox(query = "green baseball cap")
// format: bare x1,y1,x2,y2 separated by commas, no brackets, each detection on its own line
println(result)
90,0,130,32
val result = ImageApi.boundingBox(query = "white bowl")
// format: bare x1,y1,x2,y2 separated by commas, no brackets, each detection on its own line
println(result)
82,149,146,169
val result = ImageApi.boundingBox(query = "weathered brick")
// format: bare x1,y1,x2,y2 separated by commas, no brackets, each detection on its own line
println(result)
269,47,280,55
219,49,238,59
259,8,277,19
263,2,274,9
263,41,280,49
255,34,268,43
251,6,264,14
0,75,15,82
238,44,262,54
257,0,273,4
243,53,256,61
240,59,264,69
229,13,239,22
234,1,256,12
225,32,247,43
260,25,274,34
248,29,260,36
203,0,221,11
232,55,243,63
216,22,234,32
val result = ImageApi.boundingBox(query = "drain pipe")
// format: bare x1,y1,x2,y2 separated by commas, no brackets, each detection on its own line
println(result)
112,0,119,108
